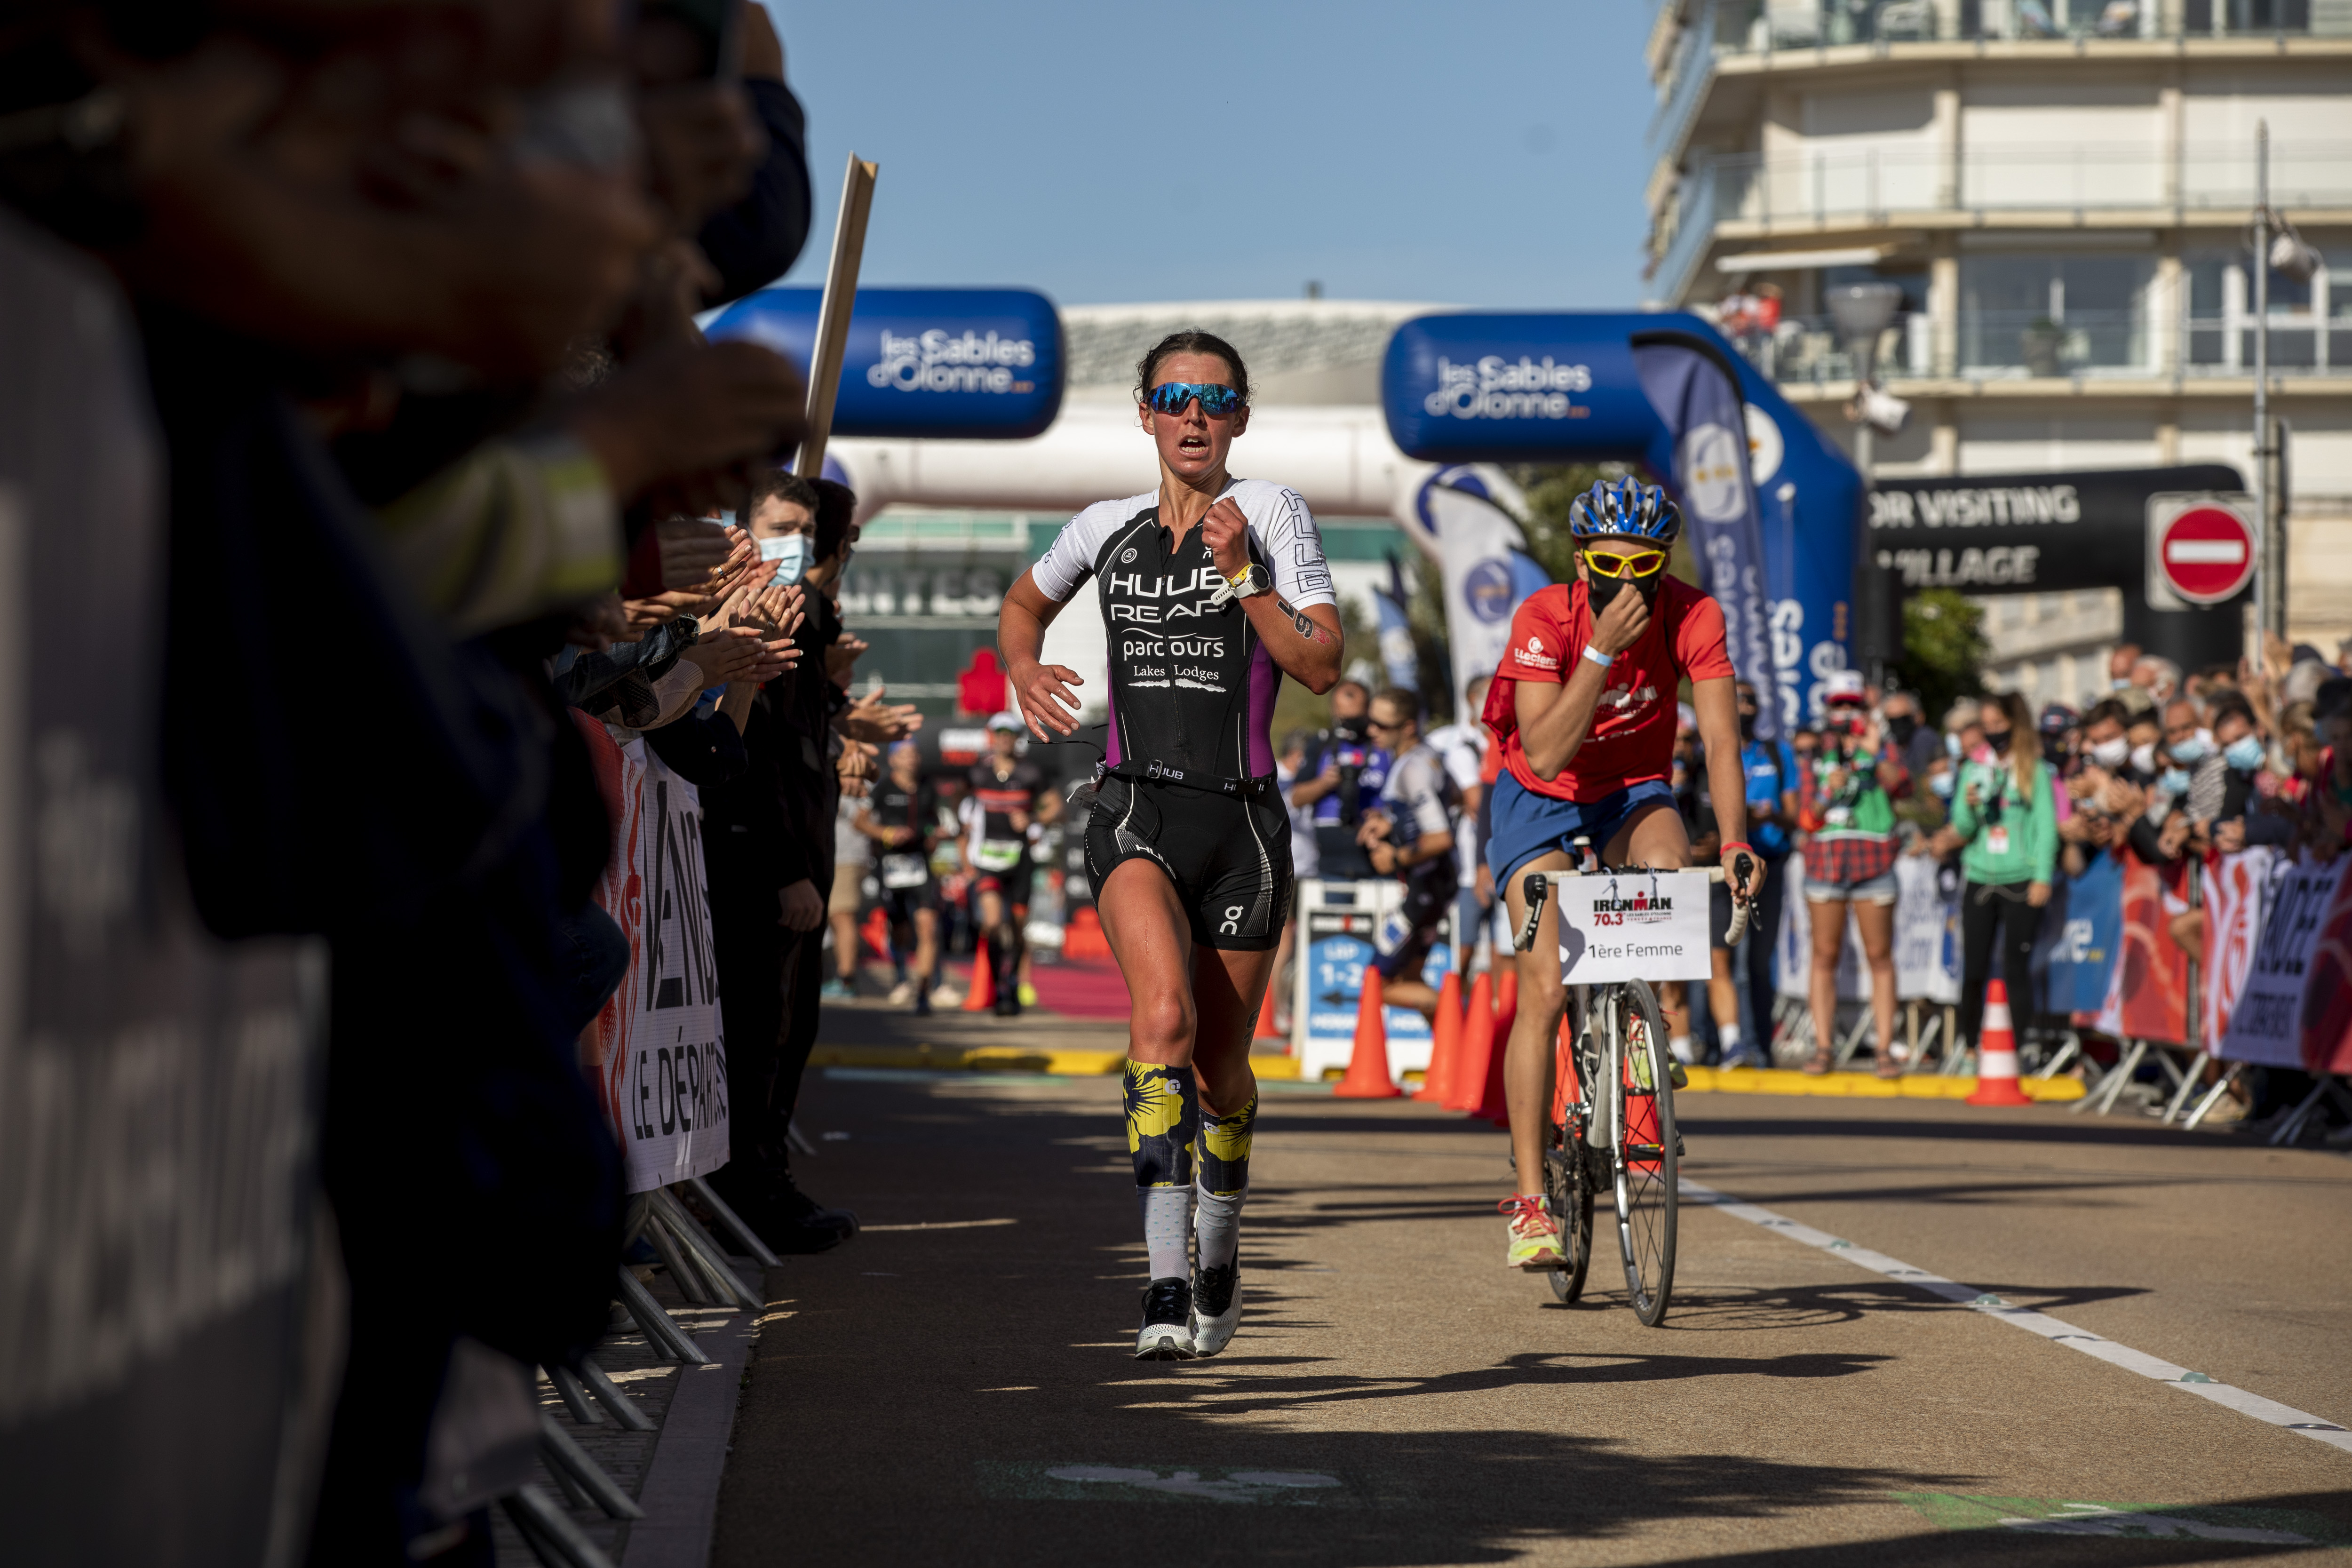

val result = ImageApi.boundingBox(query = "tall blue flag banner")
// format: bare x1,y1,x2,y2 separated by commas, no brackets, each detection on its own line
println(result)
1372,554,1421,696
2042,850,2125,1015
1632,340,1782,741
1391,464,1550,709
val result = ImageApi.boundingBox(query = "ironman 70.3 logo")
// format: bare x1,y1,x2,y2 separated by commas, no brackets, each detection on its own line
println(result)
1591,886,1676,926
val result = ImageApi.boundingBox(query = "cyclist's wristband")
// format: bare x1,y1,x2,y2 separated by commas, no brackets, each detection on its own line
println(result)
1721,841,1754,857
1581,645,1614,670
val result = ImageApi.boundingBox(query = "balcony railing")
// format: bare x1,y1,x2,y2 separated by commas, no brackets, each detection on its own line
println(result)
1719,306,2352,383
1649,140,2352,301
1653,0,2352,153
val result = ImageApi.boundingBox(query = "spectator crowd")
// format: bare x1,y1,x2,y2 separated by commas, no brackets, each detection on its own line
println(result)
0,1,951,1560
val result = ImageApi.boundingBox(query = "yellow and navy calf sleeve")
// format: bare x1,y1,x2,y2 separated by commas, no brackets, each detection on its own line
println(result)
1124,1060,1198,1189
1197,1093,1257,1198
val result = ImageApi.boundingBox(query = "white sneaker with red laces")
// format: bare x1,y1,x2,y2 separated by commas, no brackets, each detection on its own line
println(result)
1499,1193,1563,1270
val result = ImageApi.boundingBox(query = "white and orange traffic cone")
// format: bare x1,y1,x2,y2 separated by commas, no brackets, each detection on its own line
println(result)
1334,967,1402,1098
1965,977,2033,1106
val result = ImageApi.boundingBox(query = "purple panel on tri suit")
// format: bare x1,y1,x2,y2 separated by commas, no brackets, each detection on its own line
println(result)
1247,642,1279,778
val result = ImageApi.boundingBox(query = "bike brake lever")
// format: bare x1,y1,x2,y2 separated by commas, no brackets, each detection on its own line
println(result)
1514,872,1550,953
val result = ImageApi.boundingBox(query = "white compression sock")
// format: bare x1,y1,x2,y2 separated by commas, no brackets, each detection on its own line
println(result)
1718,1023,1743,1054
1139,1188,1192,1281
1194,1184,1247,1272
1669,1034,1698,1066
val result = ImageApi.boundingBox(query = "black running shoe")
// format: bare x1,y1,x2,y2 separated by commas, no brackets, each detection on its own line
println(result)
1189,1262,1241,1356
1133,1277,1195,1360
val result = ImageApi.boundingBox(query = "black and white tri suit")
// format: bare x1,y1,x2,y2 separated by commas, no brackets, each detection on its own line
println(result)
960,758,1049,904
1030,478,1336,951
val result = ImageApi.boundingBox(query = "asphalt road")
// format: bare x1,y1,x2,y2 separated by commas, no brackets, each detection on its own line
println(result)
716,1067,2352,1567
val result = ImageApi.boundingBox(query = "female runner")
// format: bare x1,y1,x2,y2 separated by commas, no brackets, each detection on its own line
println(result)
998,331,1342,1360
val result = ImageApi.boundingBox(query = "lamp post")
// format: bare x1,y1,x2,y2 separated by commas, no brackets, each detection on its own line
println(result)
2254,121,2274,648
1828,281,1905,686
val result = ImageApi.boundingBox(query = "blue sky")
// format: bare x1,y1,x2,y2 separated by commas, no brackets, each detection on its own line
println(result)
760,1,1661,309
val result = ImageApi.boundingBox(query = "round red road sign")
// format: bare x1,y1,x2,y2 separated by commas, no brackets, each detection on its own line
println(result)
2157,505,2255,605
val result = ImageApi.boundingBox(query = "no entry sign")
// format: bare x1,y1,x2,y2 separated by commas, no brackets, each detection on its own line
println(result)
2147,493,2257,608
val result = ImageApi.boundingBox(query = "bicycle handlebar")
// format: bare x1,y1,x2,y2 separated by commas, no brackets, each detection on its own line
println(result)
1512,854,1758,954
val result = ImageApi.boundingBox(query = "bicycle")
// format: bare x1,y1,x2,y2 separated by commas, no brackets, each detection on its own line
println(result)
1511,847,1751,1327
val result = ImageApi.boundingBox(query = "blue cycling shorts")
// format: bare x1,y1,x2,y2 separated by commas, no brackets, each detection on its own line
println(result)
1485,773,1678,890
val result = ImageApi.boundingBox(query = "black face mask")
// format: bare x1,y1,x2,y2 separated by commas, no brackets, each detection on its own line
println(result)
1887,714,1918,747
1737,709,1758,740
1987,728,2014,756
1586,568,1663,617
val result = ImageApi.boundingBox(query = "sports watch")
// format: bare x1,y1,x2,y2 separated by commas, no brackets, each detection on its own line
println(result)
1211,563,1272,604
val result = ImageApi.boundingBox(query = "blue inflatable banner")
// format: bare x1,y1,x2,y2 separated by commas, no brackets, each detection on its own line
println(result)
704,286,1064,440
1382,312,1865,732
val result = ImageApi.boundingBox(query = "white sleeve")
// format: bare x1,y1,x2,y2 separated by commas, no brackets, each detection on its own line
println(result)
1028,497,1135,603
1401,753,1453,840
1440,736,1483,793
1238,482,1336,609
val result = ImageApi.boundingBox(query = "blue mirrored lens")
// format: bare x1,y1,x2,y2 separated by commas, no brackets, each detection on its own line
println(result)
1148,382,1240,415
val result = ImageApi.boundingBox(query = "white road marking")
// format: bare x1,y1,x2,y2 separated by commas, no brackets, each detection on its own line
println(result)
861,1218,1020,1231
1682,1178,2352,1456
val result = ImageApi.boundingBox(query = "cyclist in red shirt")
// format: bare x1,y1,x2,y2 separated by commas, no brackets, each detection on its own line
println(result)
1479,478,1765,1270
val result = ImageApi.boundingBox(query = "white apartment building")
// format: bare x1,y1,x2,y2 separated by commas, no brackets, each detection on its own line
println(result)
1644,0,2352,702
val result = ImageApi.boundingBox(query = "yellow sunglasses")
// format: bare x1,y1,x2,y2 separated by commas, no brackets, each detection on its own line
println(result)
1582,547,1668,580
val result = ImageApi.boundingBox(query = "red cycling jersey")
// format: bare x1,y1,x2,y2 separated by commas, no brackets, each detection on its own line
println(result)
1480,576,1734,802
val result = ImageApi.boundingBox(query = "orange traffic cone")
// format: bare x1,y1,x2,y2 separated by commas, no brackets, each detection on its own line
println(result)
1414,971,1464,1102
1965,977,2032,1106
1334,967,1402,1098
1476,999,1516,1125
1446,972,1494,1112
860,906,892,962
1549,1014,1580,1125
961,937,995,1012
1253,975,1284,1040
1478,969,1519,1125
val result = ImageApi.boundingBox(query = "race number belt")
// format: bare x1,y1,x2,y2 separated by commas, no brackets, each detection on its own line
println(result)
973,838,1026,872
1097,759,1276,801
879,853,930,889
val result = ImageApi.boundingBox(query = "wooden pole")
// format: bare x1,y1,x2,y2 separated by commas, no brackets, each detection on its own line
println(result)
794,151,879,478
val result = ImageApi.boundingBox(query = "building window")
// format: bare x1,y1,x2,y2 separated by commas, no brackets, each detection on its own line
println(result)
2183,249,2339,374
1960,254,2153,375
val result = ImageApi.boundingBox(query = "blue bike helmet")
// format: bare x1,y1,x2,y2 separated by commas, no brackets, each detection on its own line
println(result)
1568,476,1683,544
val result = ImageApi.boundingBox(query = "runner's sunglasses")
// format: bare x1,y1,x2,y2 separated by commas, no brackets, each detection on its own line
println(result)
1581,546,1668,579
1145,382,1245,417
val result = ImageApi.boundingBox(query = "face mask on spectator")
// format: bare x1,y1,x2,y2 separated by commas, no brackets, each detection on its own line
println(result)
1928,771,1955,800
2225,735,2265,771
1887,714,1917,746
2170,737,2210,765
1987,728,2012,756
2161,766,2192,795
1944,732,1962,760
2089,737,2129,767
2130,742,2157,774
760,532,812,585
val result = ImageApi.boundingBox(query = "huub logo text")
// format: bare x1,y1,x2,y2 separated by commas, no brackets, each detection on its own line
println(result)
1424,356,1593,421
869,328,1038,394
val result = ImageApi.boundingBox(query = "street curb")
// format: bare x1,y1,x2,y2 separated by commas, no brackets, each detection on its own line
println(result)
807,1047,2081,1101
1682,1065,2086,1101
808,1044,1303,1079
618,1298,760,1568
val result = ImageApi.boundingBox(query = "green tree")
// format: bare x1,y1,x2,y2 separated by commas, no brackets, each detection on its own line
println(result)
1896,589,1987,724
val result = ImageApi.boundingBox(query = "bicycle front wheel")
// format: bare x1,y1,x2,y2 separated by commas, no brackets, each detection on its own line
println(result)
1610,979,1678,1326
